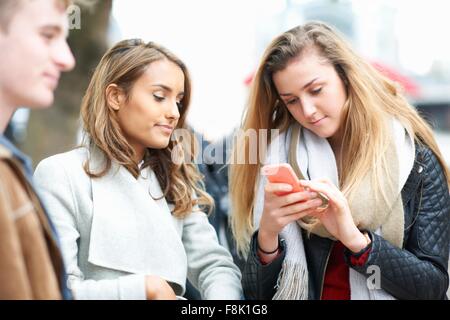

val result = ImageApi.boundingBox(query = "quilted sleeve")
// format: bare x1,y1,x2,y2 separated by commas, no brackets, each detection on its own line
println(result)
346,147,450,300
242,231,286,300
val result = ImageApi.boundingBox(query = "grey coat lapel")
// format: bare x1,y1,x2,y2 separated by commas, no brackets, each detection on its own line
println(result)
87,149,187,287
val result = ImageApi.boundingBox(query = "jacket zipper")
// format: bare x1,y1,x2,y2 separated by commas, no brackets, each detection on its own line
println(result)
319,242,334,300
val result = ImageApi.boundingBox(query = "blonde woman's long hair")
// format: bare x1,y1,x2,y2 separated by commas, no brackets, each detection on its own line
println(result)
80,39,213,218
230,22,450,255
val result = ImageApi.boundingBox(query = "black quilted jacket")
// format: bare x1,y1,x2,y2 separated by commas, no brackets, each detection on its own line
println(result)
242,144,450,300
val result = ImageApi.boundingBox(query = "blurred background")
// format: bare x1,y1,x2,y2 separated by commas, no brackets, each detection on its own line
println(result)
6,0,450,167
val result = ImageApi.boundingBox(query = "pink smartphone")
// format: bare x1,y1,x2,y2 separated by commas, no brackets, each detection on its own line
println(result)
261,163,305,196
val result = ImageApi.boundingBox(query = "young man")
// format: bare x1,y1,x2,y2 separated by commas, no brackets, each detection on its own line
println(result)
0,0,75,299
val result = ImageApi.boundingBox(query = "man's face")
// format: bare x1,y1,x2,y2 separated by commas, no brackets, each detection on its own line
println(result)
0,0,75,109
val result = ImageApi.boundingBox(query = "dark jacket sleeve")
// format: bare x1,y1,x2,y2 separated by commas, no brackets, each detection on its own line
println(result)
346,147,450,299
242,231,286,300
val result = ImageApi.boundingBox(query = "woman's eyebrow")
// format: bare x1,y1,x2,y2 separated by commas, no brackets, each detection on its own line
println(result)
151,84,172,92
151,84,184,96
279,77,319,96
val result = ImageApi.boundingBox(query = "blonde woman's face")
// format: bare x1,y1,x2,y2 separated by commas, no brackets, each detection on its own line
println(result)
273,49,347,139
116,59,184,154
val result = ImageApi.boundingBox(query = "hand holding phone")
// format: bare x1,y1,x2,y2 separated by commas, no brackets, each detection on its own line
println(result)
258,163,329,256
261,163,304,196
261,163,329,210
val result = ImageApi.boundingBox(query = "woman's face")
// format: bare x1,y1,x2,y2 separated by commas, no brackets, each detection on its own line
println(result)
116,58,184,157
273,48,347,140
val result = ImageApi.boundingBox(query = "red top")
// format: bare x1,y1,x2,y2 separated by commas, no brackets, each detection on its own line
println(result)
258,240,371,300
321,241,371,300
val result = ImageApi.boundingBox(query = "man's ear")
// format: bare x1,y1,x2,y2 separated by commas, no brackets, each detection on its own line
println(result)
105,84,125,111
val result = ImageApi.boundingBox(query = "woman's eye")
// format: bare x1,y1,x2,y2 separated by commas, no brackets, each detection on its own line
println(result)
153,94,165,102
286,98,298,105
311,87,322,95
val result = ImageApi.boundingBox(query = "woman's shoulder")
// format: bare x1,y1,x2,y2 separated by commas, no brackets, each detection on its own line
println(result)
414,143,444,171
403,143,446,197
35,147,89,179
412,142,449,193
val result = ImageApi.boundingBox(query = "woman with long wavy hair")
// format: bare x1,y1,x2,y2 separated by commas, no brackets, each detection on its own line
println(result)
33,39,242,300
230,22,449,300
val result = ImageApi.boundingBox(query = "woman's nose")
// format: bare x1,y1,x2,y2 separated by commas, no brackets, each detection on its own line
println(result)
302,98,317,118
166,100,180,120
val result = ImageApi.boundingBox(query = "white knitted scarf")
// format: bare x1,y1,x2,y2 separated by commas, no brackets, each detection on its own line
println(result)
253,118,415,300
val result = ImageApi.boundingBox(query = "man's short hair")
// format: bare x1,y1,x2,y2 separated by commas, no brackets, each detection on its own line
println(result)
0,0,72,31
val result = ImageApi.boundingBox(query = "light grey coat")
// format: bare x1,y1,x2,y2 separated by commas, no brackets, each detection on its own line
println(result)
33,147,242,300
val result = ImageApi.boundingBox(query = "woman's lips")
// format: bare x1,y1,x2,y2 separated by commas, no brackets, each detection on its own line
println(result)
310,116,326,125
155,124,174,134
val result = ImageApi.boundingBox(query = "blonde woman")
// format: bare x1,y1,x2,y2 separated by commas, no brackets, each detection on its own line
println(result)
230,22,450,300
33,39,242,300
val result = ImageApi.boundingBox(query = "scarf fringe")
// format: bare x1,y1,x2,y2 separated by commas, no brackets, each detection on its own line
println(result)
273,260,308,300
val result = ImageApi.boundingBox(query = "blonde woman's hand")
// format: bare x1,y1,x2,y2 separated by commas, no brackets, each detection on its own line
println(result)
145,275,177,300
258,182,323,254
299,179,369,253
